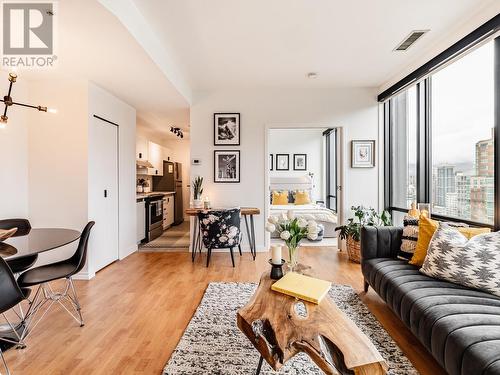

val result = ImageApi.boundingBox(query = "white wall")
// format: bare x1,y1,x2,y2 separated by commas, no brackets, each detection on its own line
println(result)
269,128,325,201
28,79,89,266
88,82,137,277
0,77,29,218
190,87,380,251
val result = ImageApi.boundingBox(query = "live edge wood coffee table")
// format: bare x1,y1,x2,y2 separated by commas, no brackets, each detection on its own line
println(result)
237,268,387,375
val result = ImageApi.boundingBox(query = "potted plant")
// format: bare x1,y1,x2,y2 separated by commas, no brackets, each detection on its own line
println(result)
265,210,319,271
192,176,204,208
335,206,391,263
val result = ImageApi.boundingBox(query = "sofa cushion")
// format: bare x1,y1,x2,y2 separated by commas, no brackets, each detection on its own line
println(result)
363,257,500,375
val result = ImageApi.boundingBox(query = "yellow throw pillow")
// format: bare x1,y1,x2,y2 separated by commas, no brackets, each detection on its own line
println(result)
294,191,311,205
410,216,438,266
409,215,491,266
272,190,288,205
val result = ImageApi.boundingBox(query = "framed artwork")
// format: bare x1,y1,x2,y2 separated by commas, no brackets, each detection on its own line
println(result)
214,150,240,183
293,154,307,171
276,154,289,171
214,113,240,145
351,140,375,168
269,154,274,171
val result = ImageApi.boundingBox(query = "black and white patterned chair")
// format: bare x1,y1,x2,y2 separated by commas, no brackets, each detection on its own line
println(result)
198,208,242,267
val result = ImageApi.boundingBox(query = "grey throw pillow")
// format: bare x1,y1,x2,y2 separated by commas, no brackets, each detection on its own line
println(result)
420,225,500,297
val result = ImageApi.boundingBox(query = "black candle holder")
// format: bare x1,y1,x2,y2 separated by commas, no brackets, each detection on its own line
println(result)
269,259,285,280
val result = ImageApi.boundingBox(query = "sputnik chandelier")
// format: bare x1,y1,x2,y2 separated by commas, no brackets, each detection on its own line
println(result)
0,72,53,126
170,126,183,138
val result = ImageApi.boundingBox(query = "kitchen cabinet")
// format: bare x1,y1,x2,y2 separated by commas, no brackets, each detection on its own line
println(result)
137,200,146,243
136,137,149,161
163,195,175,229
148,141,163,176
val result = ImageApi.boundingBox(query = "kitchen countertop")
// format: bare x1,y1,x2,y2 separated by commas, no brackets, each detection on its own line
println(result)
136,191,175,201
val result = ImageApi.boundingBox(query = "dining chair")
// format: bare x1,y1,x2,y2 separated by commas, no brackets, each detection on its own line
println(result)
0,219,38,274
198,208,242,267
17,221,94,336
0,257,30,374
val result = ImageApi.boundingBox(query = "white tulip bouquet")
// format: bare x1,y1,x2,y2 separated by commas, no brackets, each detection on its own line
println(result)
265,210,319,269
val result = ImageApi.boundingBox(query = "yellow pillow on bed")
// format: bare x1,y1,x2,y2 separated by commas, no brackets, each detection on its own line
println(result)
272,190,289,205
294,191,311,205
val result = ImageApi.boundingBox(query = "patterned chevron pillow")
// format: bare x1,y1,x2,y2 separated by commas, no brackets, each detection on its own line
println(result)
420,225,500,297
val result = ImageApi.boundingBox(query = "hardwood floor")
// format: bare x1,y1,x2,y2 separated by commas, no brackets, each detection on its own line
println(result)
4,247,446,375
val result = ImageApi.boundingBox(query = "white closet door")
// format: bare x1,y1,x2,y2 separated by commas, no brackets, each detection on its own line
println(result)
88,116,119,273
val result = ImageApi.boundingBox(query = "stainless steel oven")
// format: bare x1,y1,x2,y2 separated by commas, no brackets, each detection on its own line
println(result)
145,194,164,242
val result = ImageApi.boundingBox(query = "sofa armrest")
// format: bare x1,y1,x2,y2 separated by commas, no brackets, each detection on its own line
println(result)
360,226,403,262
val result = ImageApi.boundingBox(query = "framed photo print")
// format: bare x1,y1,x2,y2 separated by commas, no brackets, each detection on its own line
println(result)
214,150,240,183
269,154,273,171
276,154,289,171
293,154,307,171
351,140,375,168
214,113,240,145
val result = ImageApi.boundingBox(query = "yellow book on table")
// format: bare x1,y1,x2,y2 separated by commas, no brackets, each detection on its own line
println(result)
271,272,331,304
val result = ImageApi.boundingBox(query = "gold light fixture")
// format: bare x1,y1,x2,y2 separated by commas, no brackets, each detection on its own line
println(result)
0,72,53,126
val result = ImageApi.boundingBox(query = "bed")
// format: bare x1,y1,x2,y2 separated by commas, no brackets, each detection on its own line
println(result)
269,176,337,238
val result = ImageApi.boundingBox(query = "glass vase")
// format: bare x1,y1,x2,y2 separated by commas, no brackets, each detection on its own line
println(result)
286,243,300,272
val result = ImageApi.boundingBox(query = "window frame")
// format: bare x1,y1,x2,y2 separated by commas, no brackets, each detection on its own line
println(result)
383,31,500,229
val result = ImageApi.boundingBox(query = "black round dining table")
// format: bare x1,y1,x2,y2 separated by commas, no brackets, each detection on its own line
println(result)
0,228,81,259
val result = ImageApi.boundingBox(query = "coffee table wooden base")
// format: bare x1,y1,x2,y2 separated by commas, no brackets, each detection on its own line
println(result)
237,271,387,375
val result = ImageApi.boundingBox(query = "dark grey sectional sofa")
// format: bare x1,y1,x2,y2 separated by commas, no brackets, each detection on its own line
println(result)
360,226,500,375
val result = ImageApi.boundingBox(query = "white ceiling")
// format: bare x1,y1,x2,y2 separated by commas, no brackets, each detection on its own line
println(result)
132,0,500,90
19,0,190,139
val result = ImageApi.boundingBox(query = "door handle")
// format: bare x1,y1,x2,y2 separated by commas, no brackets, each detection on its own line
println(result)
104,189,107,198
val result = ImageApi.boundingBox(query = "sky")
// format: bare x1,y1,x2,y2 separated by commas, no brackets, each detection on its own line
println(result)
431,40,494,168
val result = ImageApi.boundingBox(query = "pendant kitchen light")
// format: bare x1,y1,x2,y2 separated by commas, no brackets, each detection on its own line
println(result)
0,72,53,126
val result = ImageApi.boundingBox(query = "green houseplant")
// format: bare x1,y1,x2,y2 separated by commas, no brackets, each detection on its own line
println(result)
192,176,204,208
335,206,392,263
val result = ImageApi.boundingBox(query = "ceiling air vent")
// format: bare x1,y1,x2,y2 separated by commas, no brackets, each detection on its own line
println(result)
394,30,429,51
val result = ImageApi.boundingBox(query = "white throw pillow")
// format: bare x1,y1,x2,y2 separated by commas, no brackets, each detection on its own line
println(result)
420,225,500,297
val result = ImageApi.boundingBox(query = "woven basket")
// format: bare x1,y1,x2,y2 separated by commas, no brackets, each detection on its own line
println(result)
346,237,361,263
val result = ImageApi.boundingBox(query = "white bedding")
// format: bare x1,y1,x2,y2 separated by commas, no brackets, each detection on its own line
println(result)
269,204,337,224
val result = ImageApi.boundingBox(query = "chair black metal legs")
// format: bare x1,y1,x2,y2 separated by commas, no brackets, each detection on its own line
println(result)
206,248,212,267
238,244,242,256
229,247,235,267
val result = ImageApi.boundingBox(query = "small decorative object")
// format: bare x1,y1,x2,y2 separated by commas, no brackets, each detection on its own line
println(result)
269,154,273,171
0,227,17,241
417,202,431,218
268,259,285,280
276,154,289,171
335,206,392,263
270,244,282,264
351,140,375,168
203,196,211,209
265,210,319,271
137,178,147,193
192,176,204,208
214,113,240,145
408,202,420,218
214,150,240,183
293,154,307,171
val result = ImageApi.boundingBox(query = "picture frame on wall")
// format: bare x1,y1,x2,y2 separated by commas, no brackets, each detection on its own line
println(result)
214,150,240,183
351,140,375,168
214,113,240,145
269,154,273,171
276,154,289,171
293,154,307,171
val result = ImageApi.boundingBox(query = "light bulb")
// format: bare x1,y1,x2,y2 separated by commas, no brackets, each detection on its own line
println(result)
48,108,57,114
0,123,6,130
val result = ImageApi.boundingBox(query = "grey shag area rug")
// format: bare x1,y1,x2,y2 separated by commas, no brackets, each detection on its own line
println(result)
163,283,418,374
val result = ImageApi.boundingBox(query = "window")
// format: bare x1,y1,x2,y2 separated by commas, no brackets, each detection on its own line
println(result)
389,86,417,210
431,41,494,224
384,32,498,228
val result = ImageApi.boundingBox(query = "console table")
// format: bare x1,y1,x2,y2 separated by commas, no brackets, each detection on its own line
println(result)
185,207,260,261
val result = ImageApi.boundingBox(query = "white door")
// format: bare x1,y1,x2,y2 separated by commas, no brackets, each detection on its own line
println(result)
88,116,119,273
